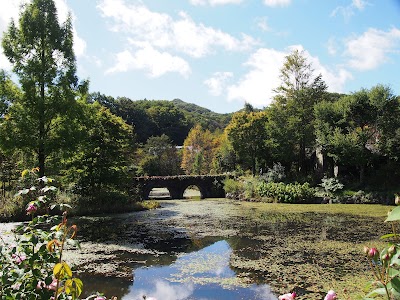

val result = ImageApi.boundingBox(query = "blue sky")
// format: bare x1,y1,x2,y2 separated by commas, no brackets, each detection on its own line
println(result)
0,0,399,113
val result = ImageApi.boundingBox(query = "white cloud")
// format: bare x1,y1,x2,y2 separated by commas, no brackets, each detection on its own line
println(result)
190,0,243,6
255,17,270,32
54,0,86,58
303,48,353,92
204,72,233,96
0,0,25,70
97,0,257,62
326,37,338,56
263,0,291,7
331,0,368,20
227,48,285,107
132,280,195,300
352,0,367,10
106,46,191,78
226,46,352,108
345,27,400,70
0,0,86,70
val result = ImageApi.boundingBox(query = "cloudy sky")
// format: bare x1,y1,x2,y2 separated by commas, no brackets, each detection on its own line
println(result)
0,0,399,113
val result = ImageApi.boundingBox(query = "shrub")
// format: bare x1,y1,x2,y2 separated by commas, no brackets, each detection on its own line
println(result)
319,177,344,196
262,163,286,183
223,178,244,195
257,182,315,203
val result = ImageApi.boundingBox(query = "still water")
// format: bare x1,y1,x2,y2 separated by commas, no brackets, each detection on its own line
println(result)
82,240,276,300
64,199,390,300
1,199,390,300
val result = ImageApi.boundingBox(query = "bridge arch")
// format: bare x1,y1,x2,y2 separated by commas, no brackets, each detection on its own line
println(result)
132,175,228,200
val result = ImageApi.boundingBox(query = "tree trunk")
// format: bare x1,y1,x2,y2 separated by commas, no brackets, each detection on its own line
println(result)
38,146,45,178
359,164,365,185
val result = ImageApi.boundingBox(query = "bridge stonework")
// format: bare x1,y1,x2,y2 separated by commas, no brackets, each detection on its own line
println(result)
132,175,228,200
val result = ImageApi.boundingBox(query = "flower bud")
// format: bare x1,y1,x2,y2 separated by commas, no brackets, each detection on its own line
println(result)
395,194,400,205
368,247,379,258
26,202,37,215
388,245,396,255
381,253,390,261
363,246,370,255
324,290,337,300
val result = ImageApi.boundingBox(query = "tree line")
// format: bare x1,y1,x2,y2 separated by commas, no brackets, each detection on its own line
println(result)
0,0,399,210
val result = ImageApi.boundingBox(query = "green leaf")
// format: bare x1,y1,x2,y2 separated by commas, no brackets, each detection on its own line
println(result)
366,287,387,297
381,233,398,239
385,206,400,222
390,276,400,292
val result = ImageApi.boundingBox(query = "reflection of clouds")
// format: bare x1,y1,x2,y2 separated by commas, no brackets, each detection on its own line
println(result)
125,240,277,299
251,285,278,300
129,280,194,300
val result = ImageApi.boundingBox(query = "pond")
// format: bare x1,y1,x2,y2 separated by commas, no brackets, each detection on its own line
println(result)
1,199,392,299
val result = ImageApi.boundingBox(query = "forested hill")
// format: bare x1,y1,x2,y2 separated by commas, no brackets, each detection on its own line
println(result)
89,93,233,145
171,99,232,131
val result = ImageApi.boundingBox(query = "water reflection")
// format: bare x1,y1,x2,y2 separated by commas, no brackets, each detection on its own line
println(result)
124,240,276,300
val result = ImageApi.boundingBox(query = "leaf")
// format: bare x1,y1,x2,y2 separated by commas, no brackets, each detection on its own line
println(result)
390,276,400,292
53,262,73,278
385,206,400,222
63,262,73,278
73,278,83,296
21,169,29,178
53,263,63,278
41,186,57,193
365,287,387,297
64,279,72,294
381,233,398,239
46,240,59,252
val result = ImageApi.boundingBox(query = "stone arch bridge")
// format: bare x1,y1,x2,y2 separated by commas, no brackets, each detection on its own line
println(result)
132,175,228,200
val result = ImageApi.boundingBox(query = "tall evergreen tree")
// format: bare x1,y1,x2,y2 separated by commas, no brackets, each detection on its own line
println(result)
269,49,327,174
1,0,85,177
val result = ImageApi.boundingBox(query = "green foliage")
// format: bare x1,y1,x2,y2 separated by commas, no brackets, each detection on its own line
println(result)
262,162,286,183
62,101,133,200
226,110,269,175
212,134,237,174
0,170,82,299
361,205,400,299
257,182,315,203
1,0,87,177
181,124,219,175
315,85,400,183
138,134,182,176
268,49,327,175
223,178,244,195
319,177,344,196
171,98,232,132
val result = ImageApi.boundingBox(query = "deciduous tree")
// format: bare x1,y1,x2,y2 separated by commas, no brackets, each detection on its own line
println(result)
1,0,85,177
225,110,268,175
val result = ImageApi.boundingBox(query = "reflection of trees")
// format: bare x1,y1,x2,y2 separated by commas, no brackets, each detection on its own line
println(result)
80,274,132,299
71,214,222,299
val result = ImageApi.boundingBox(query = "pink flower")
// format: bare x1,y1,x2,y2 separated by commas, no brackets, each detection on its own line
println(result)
36,281,46,290
279,292,296,300
11,282,21,290
47,279,58,291
12,253,26,264
26,203,37,214
368,247,379,258
324,290,337,300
